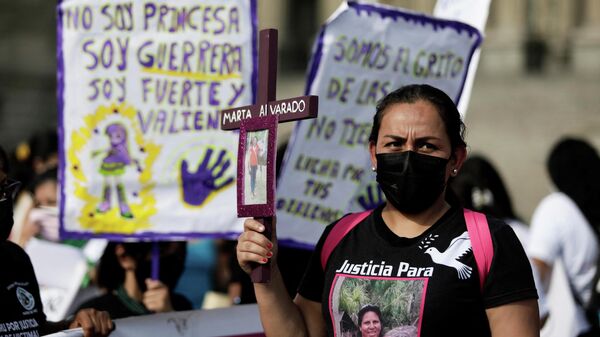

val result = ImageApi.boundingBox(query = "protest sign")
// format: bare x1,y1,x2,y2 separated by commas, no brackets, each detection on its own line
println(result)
42,328,84,337
26,238,88,321
434,0,490,32
57,0,257,239
434,0,491,115
276,1,482,247
109,304,264,337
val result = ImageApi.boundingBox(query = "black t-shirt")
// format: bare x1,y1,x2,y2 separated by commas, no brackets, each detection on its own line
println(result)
1,241,46,337
298,205,538,337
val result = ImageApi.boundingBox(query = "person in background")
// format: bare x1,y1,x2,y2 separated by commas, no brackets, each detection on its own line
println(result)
10,129,59,189
18,167,60,246
9,130,58,245
1,144,113,337
78,241,191,319
451,154,549,324
528,137,600,337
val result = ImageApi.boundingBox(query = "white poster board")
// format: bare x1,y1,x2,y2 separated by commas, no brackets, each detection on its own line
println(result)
26,238,88,322
57,0,257,240
43,328,84,337
42,305,265,337
434,0,491,115
110,305,264,337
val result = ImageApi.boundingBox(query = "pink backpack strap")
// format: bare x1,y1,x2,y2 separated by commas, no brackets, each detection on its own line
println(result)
321,211,373,270
463,209,493,291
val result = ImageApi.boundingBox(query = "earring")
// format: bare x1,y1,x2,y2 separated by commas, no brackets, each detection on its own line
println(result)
452,168,458,175
371,167,376,172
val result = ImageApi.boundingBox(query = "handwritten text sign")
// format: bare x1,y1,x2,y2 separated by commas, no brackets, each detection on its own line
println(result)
276,2,482,247
57,0,257,239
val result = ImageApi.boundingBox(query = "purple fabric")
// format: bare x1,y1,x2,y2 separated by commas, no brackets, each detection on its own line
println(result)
103,144,131,165
57,0,68,241
250,0,258,104
58,228,243,241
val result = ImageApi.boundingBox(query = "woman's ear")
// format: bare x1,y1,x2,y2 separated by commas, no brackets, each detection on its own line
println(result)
115,244,136,271
450,145,467,176
369,141,377,171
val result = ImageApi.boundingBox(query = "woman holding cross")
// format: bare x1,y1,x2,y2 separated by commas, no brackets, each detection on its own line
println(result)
237,84,539,336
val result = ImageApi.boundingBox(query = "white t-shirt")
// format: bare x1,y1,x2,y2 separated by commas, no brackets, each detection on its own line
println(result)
529,192,599,336
506,218,549,318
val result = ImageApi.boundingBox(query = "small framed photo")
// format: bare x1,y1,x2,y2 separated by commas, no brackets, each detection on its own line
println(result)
237,114,277,217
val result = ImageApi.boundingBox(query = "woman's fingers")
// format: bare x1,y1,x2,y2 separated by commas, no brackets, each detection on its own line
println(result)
243,218,267,233
238,232,272,260
237,219,275,274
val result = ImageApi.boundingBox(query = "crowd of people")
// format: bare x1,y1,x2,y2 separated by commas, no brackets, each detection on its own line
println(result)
1,84,600,337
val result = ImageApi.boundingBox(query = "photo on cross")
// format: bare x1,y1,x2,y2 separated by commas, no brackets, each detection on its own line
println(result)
244,129,268,205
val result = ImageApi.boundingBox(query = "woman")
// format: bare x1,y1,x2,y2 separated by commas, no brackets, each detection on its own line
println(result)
451,155,517,222
451,154,549,323
528,138,600,337
18,168,59,246
358,305,383,337
237,85,539,336
78,241,191,319
1,145,114,337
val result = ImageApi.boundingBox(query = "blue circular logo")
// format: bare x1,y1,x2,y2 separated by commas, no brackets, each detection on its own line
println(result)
16,287,35,311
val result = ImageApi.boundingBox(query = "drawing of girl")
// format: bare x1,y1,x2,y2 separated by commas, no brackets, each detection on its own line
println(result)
95,123,141,219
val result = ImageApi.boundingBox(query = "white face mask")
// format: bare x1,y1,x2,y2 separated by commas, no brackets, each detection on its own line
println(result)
28,206,60,242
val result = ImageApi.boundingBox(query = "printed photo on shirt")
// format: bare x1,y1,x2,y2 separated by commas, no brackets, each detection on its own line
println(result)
244,129,268,205
329,275,427,337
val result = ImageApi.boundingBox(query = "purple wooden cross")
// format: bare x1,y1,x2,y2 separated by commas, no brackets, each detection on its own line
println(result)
220,29,318,283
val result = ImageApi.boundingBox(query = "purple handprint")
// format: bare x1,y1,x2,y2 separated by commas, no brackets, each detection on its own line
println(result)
180,148,234,206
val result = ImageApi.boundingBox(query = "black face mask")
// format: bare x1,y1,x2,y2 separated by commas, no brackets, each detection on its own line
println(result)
376,151,449,214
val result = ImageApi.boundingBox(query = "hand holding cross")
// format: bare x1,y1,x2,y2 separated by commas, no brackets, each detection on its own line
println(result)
220,29,318,282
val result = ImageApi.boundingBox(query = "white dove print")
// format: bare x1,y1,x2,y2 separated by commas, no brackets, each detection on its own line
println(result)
424,231,473,280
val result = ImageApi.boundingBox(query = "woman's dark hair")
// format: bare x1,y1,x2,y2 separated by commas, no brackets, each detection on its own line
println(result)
451,155,518,220
368,84,466,152
29,167,58,193
357,304,382,326
547,137,600,233
29,129,58,163
0,145,9,174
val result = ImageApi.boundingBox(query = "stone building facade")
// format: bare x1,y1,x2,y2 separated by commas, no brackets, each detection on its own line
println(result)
0,0,598,150
260,0,600,75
